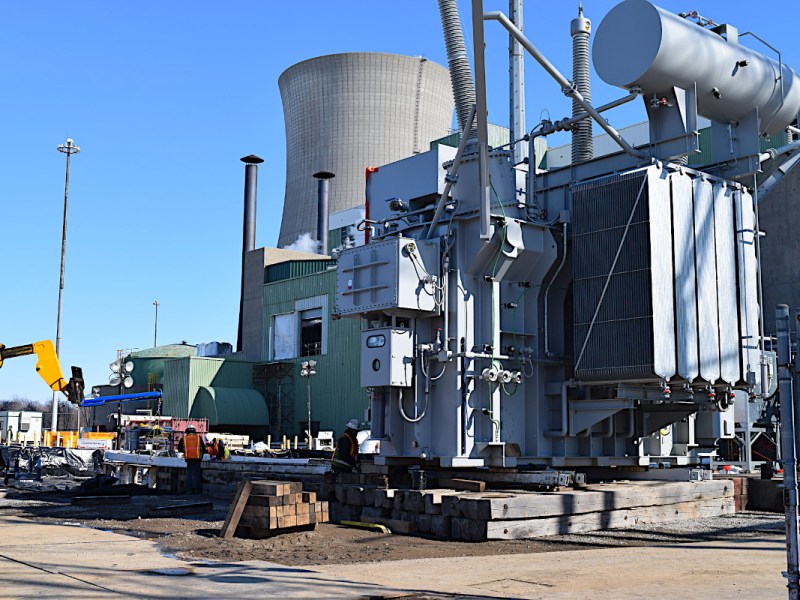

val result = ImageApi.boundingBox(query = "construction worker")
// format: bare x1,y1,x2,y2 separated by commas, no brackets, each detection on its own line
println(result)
178,426,206,494
208,438,219,459
217,438,231,461
331,418,361,474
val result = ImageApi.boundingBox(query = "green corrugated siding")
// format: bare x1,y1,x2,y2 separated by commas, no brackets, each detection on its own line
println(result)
163,358,191,417
262,270,367,437
162,357,261,420
265,260,337,283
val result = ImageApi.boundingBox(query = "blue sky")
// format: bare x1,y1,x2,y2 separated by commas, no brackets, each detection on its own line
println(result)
1,1,796,402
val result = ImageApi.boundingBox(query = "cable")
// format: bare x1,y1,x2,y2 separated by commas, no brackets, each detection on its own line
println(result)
398,388,428,423
420,354,447,381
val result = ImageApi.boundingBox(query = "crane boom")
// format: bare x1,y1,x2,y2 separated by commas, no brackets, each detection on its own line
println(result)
0,340,84,402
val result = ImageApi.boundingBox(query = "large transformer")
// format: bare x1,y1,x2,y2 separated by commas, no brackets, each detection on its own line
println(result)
335,0,800,468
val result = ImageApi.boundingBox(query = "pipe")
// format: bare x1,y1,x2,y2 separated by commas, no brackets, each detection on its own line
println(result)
438,0,477,133
759,138,800,163
425,104,477,239
237,154,263,353
757,149,800,201
473,0,492,239
548,89,640,134
313,171,334,255
460,337,468,455
485,11,647,159
776,305,800,599
509,0,526,165
544,379,578,438
570,3,593,164
544,222,568,357
81,391,162,407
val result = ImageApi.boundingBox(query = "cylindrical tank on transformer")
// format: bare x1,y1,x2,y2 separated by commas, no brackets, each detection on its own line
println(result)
593,0,800,135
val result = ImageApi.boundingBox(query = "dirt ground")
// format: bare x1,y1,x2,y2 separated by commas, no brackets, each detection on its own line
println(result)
0,480,785,567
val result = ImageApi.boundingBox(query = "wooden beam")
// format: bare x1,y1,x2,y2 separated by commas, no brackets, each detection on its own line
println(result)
220,479,253,540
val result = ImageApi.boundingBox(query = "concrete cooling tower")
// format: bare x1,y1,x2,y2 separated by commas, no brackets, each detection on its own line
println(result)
277,52,455,248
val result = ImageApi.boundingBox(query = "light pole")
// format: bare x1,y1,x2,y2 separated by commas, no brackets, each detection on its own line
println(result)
53,138,80,433
153,300,160,348
300,360,317,448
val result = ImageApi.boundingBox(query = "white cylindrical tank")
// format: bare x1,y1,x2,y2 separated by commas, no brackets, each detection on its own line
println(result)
593,0,800,135
277,53,454,248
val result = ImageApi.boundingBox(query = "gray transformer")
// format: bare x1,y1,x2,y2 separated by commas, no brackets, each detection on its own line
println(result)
334,0,799,468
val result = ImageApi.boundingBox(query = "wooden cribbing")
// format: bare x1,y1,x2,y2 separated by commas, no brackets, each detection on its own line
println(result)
220,478,329,539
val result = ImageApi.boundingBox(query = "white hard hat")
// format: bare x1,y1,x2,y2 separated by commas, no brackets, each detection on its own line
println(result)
346,418,360,430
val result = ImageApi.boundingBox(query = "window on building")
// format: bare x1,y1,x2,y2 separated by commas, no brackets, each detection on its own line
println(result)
300,308,323,357
272,313,297,360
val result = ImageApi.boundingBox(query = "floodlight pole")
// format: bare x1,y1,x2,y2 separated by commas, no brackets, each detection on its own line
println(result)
153,300,160,348
300,361,317,448
53,138,80,433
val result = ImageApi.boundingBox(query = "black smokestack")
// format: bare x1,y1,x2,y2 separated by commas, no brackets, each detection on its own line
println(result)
238,154,264,352
313,171,334,255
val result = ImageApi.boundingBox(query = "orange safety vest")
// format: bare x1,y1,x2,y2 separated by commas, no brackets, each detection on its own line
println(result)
184,434,203,460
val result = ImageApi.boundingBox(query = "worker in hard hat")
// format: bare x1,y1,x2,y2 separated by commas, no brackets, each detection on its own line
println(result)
178,426,206,494
331,418,361,474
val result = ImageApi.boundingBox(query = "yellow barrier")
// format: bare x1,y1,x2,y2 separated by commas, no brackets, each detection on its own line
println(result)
42,431,116,448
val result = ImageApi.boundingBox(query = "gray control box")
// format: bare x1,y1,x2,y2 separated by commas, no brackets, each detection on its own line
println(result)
360,328,414,388
336,237,440,317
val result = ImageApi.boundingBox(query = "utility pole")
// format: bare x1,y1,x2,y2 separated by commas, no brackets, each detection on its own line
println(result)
53,138,80,433
777,305,800,599
153,300,160,348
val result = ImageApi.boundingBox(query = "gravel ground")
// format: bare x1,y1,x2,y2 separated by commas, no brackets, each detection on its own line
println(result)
0,480,786,567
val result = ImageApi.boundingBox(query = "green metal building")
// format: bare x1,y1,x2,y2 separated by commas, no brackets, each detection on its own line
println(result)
258,260,367,438
162,356,268,436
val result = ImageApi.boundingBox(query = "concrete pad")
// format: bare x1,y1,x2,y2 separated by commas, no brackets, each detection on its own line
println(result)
312,535,788,599
0,516,398,599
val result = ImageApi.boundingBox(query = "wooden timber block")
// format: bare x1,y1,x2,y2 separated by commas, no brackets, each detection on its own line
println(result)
361,515,417,534
302,491,317,503
438,478,486,492
220,480,253,540
251,481,291,496
484,497,736,540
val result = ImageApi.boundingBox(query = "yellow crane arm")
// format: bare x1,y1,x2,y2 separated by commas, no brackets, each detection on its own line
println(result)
0,340,69,393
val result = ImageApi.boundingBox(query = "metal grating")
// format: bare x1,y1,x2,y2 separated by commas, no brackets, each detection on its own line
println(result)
572,166,676,382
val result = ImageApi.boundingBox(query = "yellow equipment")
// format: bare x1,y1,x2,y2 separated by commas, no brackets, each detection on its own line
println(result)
0,340,84,403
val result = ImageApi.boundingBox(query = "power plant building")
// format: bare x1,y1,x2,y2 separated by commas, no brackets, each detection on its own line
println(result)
277,52,455,247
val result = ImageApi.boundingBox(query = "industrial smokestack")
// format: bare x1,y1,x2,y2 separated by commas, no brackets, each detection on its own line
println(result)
313,171,334,256
438,0,477,134
509,0,527,165
237,154,264,353
571,3,593,164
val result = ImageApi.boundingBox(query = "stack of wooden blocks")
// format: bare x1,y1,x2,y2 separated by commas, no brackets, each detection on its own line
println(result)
221,479,329,539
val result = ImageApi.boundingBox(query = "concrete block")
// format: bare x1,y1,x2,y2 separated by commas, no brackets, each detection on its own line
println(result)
441,495,461,517
346,486,366,506
417,513,432,533
360,506,387,519
430,515,452,539
403,491,425,513
747,478,783,512
362,488,375,506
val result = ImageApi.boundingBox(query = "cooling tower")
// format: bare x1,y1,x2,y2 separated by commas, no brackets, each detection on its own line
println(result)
277,53,455,248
